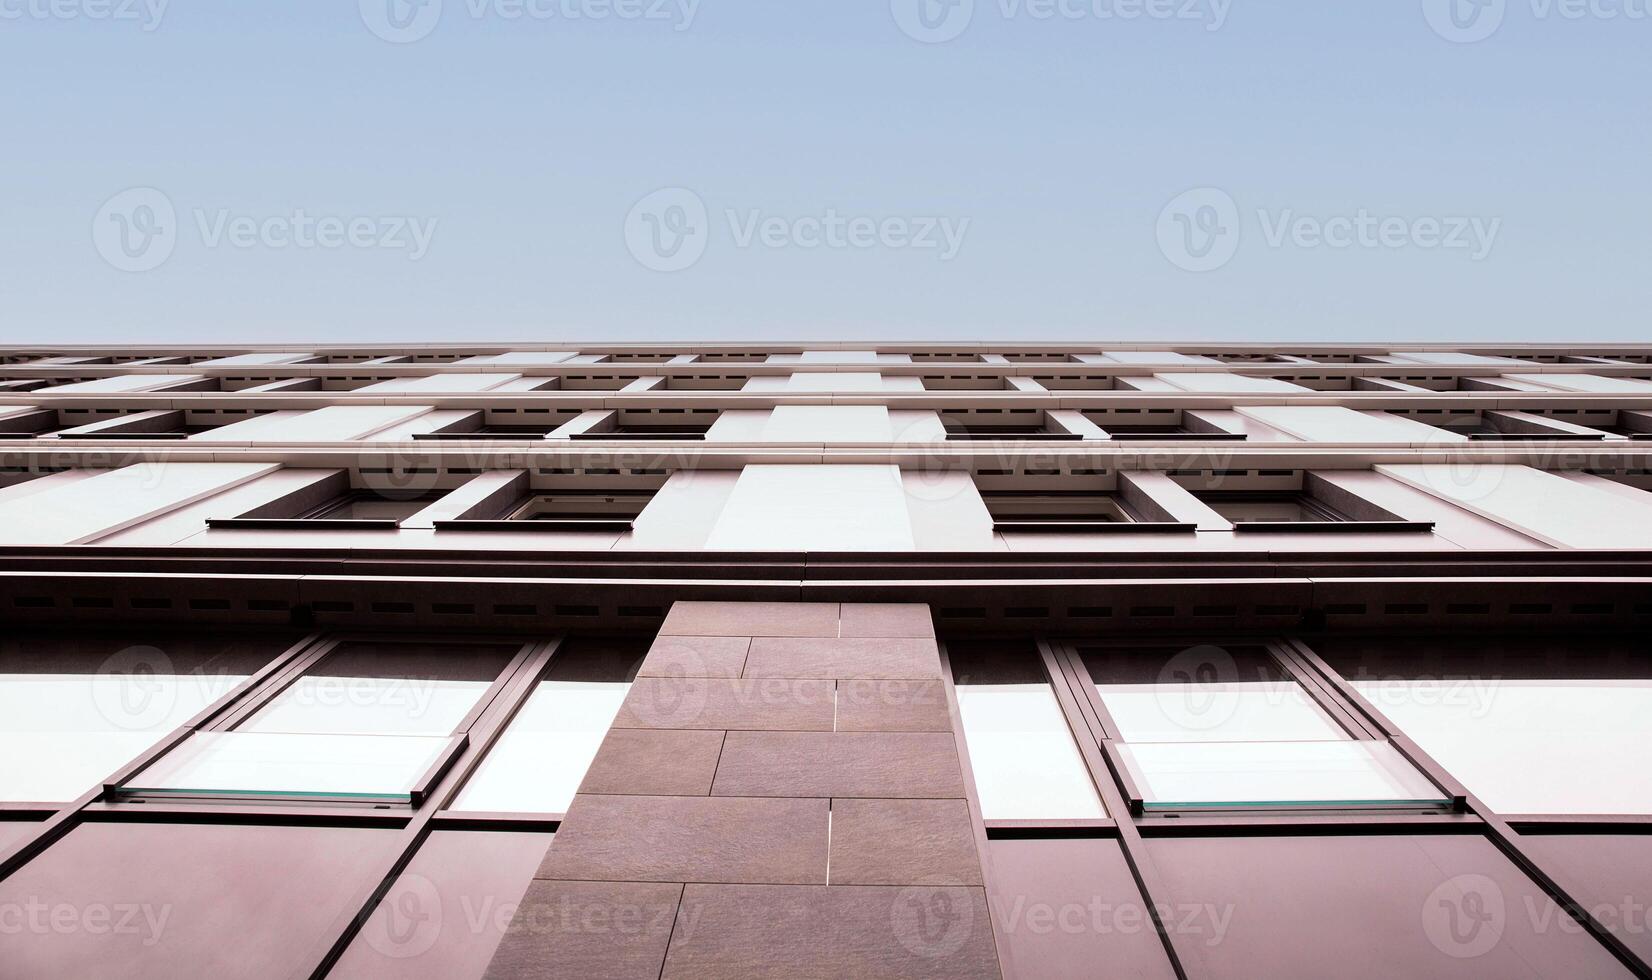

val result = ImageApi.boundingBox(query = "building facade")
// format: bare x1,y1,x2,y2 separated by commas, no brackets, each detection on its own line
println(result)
1,342,1651,979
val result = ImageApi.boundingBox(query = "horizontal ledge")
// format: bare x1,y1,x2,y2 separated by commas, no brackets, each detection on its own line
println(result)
1230,521,1436,533
433,519,636,532
205,518,402,531
993,521,1196,534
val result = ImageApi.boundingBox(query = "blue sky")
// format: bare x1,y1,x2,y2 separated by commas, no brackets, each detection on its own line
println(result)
1,0,1647,343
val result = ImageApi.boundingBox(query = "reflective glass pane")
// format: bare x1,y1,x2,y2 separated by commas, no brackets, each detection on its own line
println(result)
451,681,628,813
0,674,248,802
241,641,515,737
451,638,641,814
122,731,452,801
1116,740,1447,810
1085,645,1345,743
1322,635,1652,816
1352,679,1652,815
0,631,288,803
950,642,1105,819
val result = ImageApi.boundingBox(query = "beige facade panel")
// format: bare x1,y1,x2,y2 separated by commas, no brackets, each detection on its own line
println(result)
458,352,578,366
1237,406,1466,443
193,352,318,367
1156,373,1310,394
40,374,207,393
1379,463,1652,549
705,464,917,551
1504,374,1652,393
0,462,276,545
190,405,434,442
742,373,925,393
357,374,522,393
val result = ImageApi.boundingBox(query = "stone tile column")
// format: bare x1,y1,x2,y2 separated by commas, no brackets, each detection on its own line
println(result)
485,601,1001,980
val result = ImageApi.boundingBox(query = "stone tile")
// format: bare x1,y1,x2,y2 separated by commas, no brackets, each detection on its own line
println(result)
613,677,834,731
744,637,941,680
829,799,983,886
637,635,751,678
485,880,682,980
840,602,936,638
661,601,840,637
580,728,725,796
836,679,953,732
540,795,828,885
711,732,965,799
663,884,1000,980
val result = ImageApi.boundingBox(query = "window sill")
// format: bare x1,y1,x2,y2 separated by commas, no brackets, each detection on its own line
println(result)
1230,520,1435,533
205,518,403,530
993,520,1195,533
433,518,635,532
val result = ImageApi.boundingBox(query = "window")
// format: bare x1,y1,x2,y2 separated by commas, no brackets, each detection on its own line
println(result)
1317,634,1652,816
1075,641,1447,811
0,630,293,803
208,485,444,529
300,491,442,522
1194,479,1432,532
435,489,654,532
947,639,1106,820
450,637,639,814
118,639,518,804
983,491,1180,532
1198,491,1348,524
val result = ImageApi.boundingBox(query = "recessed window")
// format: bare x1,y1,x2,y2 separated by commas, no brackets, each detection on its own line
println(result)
451,638,640,814
119,640,517,804
301,491,442,522
1076,641,1446,811
1199,491,1347,524
1318,634,1652,816
948,639,1106,820
0,630,293,803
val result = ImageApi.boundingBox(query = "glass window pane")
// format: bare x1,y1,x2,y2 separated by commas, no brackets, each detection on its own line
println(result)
451,638,641,814
0,630,290,803
1117,740,1448,810
1353,679,1652,815
1084,645,1345,743
241,641,515,737
452,681,628,813
1322,635,1652,816
122,731,452,801
950,641,1105,820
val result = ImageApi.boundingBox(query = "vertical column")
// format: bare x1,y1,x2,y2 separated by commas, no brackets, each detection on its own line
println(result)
485,601,1001,980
